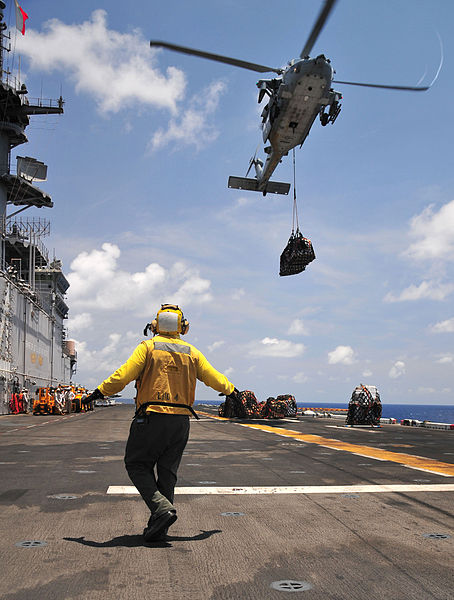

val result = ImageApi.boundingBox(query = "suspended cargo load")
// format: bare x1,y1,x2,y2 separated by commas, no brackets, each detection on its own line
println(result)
280,229,316,276
279,149,315,276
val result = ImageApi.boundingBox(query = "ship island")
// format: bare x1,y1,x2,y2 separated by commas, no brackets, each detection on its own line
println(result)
0,0,76,415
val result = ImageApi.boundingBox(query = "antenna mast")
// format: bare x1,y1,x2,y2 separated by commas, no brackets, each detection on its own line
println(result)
0,1,12,85
0,1,64,266
0,2,6,83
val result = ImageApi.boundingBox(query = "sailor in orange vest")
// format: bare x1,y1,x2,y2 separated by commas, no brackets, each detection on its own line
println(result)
84,304,238,542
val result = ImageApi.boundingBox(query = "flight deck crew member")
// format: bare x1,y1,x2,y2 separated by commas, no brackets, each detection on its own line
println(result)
84,304,238,543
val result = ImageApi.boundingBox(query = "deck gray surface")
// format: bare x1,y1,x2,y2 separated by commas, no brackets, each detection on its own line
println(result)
0,405,453,599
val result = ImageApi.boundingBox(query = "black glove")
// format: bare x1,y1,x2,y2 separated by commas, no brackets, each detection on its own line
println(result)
218,387,239,399
82,388,104,405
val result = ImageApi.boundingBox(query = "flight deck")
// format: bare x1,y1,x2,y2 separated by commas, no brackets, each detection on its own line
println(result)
0,404,452,599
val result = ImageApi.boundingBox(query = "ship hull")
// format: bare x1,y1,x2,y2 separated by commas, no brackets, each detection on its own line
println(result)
0,274,73,414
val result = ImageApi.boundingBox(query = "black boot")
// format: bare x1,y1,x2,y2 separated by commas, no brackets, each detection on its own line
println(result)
143,510,177,542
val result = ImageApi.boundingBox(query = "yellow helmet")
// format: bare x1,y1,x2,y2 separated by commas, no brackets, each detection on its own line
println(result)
145,304,189,336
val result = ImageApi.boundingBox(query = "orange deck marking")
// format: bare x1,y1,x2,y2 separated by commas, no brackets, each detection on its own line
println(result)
196,413,454,477
240,423,454,477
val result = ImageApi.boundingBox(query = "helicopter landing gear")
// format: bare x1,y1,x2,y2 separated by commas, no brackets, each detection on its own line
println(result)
319,98,341,126
320,89,342,126
329,99,341,123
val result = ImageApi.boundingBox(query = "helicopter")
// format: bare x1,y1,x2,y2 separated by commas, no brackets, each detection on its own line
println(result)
150,0,436,196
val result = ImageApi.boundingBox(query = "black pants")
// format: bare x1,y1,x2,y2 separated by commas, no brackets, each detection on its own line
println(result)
124,412,190,515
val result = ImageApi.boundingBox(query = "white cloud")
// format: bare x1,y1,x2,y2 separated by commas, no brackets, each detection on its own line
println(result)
384,280,454,302
293,372,308,383
234,196,255,209
150,80,227,151
249,337,305,358
287,318,309,336
208,340,225,352
17,10,186,114
389,360,406,379
67,312,93,333
75,331,138,375
436,354,454,364
67,243,212,316
404,200,454,261
431,317,454,333
362,369,373,377
231,288,246,301
224,367,234,378
328,345,356,365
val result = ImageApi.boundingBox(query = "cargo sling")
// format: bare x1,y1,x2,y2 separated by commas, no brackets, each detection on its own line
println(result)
280,149,315,276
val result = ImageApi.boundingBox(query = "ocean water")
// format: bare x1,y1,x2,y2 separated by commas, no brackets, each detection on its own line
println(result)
118,398,454,424
296,402,454,424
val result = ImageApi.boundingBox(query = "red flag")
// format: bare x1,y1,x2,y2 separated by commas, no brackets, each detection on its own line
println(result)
14,0,28,35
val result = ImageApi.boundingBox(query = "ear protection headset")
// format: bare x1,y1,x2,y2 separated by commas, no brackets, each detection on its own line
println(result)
143,304,189,336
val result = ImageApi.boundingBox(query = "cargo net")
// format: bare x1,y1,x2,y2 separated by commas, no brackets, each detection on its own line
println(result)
218,390,297,419
279,149,315,276
345,384,382,426
280,229,316,276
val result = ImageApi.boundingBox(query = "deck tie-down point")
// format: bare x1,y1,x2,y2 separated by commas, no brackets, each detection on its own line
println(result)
220,512,245,516
270,580,313,592
15,540,47,548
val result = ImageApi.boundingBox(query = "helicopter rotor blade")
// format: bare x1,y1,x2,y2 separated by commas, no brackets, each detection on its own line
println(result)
300,0,338,59
333,30,444,93
245,158,255,177
245,143,261,177
150,41,283,74
333,80,429,91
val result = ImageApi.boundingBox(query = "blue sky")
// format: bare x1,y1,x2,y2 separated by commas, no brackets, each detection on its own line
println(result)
7,0,454,404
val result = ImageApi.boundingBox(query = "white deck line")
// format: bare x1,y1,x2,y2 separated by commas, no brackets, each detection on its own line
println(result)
107,484,454,495
325,425,378,433
403,465,454,477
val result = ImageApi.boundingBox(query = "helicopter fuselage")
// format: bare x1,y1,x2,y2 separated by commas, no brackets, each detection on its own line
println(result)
256,55,336,190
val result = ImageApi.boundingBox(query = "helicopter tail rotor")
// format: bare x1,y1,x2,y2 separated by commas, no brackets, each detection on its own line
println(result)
245,144,262,177
245,158,254,177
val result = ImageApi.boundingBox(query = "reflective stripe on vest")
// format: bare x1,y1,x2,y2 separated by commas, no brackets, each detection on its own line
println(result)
154,341,191,355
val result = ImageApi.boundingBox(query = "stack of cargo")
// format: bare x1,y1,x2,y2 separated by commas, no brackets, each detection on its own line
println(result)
218,391,297,419
345,384,382,426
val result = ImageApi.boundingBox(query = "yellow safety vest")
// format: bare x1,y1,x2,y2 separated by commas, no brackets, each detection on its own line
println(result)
98,334,234,416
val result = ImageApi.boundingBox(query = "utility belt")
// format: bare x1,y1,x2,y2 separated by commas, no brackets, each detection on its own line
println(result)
134,401,199,420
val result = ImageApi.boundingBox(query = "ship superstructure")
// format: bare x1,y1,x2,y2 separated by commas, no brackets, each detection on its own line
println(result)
0,1,76,414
